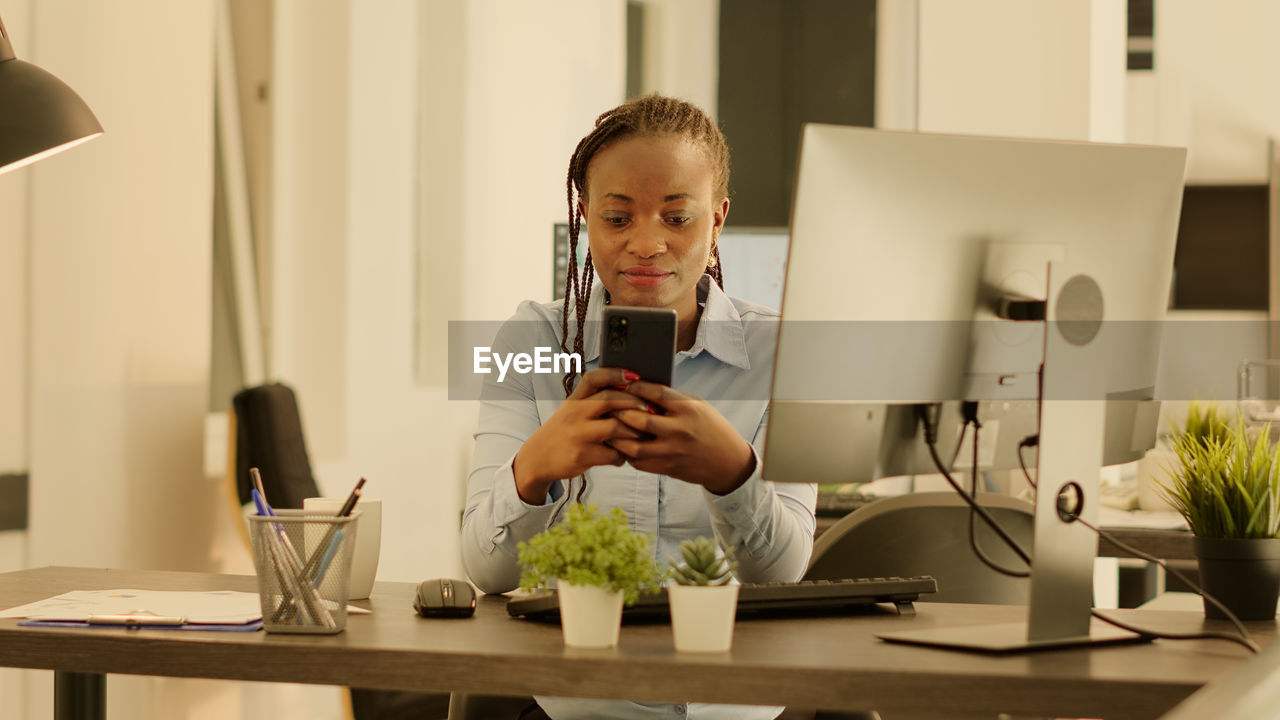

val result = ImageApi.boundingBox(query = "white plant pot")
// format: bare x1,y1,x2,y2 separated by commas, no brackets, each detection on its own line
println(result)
668,584,739,653
557,581,624,648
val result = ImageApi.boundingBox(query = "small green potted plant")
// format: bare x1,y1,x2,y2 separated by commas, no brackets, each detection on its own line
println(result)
667,536,739,652
518,503,663,647
1157,403,1280,621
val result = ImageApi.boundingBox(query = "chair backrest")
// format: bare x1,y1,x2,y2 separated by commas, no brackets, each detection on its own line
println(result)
231,382,319,509
804,491,1036,604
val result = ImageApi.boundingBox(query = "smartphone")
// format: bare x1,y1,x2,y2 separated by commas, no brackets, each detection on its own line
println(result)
600,306,676,386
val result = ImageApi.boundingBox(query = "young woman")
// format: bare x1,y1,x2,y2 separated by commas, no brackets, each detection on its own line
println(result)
461,95,816,720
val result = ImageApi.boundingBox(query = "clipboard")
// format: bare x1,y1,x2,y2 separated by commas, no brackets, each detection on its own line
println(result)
0,588,264,631
18,617,265,632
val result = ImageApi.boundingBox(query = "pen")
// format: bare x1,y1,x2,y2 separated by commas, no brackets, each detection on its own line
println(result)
250,467,276,516
251,487,293,607
88,614,186,627
251,488,274,518
265,522,333,628
251,478,334,628
337,477,367,517
301,477,367,581
311,528,345,588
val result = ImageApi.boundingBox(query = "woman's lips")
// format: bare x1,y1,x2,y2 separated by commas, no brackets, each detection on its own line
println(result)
621,267,672,287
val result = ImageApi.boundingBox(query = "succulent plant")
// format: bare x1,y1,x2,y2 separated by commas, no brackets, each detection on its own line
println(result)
669,537,735,586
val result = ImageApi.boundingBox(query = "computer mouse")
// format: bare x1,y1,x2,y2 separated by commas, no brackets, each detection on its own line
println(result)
413,578,477,618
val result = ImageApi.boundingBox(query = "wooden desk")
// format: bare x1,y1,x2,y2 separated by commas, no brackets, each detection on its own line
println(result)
0,567,1272,720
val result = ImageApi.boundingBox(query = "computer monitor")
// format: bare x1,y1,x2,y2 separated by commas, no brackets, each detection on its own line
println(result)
765,124,1186,651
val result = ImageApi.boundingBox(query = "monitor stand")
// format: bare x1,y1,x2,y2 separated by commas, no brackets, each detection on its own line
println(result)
878,618,1141,652
878,395,1146,652
880,270,1151,653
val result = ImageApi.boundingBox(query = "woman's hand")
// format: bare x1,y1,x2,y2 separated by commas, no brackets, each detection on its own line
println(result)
512,367,654,504
608,381,756,495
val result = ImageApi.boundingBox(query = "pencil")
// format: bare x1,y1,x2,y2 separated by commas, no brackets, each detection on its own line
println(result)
301,477,367,581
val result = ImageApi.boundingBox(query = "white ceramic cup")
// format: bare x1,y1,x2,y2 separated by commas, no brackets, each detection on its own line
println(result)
303,496,382,599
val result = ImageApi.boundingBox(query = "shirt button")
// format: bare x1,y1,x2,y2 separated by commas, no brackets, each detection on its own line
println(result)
727,504,740,512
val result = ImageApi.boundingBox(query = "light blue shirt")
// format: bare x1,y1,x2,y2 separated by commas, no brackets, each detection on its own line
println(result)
461,276,817,720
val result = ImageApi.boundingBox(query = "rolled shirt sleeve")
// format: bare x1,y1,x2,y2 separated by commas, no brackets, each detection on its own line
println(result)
705,414,817,583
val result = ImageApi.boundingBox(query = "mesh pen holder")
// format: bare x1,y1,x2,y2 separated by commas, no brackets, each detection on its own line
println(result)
248,509,360,634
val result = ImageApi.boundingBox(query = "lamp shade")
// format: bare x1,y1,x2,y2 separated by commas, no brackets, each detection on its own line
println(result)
0,15,103,175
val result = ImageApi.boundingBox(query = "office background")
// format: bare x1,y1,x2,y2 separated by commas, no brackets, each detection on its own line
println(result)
0,0,1277,718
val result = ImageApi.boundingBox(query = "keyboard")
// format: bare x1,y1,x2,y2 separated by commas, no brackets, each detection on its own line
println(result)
814,491,881,518
506,576,937,623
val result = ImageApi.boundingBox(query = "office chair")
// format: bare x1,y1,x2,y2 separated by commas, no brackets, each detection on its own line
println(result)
804,491,1034,604
230,382,321,509
799,491,1036,720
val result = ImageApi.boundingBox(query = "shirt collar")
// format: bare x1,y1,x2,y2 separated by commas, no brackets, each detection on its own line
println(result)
576,274,751,370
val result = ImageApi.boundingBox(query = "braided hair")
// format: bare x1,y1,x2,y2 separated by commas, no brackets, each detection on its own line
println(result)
560,94,731,396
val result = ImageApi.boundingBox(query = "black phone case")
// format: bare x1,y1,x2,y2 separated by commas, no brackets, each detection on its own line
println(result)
600,307,676,386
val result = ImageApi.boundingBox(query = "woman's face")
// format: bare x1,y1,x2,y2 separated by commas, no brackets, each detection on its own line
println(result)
581,133,728,318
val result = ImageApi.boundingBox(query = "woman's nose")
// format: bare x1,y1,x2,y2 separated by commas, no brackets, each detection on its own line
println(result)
625,226,666,258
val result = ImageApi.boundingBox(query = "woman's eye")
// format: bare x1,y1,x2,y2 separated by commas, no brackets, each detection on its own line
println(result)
602,215,629,226
666,215,693,226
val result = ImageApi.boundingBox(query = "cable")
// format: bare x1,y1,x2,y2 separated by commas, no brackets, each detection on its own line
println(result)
977,402,1259,652
1011,422,1258,653
917,405,1032,570
1011,408,1257,651
948,420,970,467
964,416,1031,578
1017,435,1038,490
949,361,1256,652
1073,515,1260,654
1088,609,1259,654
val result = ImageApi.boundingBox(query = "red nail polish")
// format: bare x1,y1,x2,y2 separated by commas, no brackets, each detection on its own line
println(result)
622,370,641,382
645,405,656,414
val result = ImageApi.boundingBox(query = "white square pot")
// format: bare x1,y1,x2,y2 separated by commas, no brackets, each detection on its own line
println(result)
557,581,625,648
668,584,739,652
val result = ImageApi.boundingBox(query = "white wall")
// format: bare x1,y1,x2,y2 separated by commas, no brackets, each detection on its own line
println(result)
0,0,31,479
875,0,918,131
1128,0,1280,181
269,0,349,462
0,0,218,717
639,0,719,114
26,0,216,570
271,0,626,593
916,0,1125,142
0,10,33,710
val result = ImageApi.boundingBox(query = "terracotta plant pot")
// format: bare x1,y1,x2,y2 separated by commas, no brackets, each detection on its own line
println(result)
1192,536,1280,621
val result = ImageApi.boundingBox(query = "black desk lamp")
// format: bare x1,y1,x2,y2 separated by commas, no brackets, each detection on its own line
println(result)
0,13,102,175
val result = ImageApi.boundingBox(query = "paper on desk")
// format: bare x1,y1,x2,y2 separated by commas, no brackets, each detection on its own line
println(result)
1096,506,1190,530
0,589,262,625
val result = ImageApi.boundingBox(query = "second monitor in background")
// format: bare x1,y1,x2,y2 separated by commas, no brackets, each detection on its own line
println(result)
551,224,788,311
